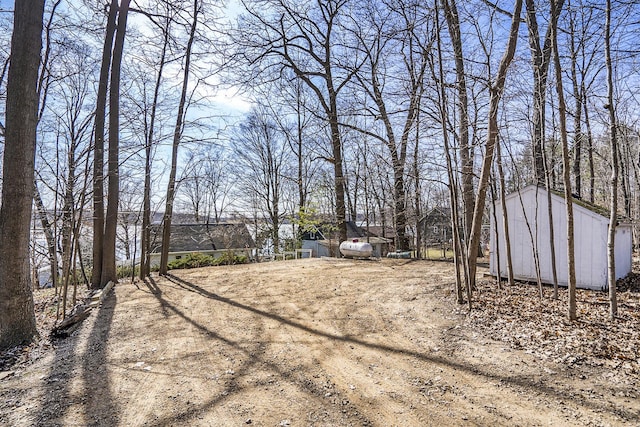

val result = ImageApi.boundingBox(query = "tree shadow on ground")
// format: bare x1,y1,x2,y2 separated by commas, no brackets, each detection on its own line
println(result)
35,291,119,427
151,273,638,424
143,276,375,426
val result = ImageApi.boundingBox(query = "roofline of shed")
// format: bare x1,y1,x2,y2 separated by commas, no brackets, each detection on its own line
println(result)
505,184,633,224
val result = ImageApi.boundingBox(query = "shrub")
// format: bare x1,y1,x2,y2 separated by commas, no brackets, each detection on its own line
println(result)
212,251,248,266
167,253,216,270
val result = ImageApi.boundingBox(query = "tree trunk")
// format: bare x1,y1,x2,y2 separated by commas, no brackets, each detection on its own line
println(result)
442,0,474,243
101,0,131,286
467,0,523,295
160,0,199,275
583,85,595,204
525,0,565,185
33,182,58,288
604,0,618,319
0,0,44,349
141,11,171,279
435,0,465,304
91,0,118,289
496,139,514,287
551,0,577,321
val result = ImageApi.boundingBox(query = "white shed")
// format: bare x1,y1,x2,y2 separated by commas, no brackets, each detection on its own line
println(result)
490,185,632,291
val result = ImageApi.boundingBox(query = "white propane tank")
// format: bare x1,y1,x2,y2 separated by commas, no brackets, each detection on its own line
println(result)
339,240,373,258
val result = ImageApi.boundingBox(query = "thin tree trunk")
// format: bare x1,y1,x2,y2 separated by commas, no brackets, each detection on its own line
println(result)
551,0,577,321
583,85,595,204
435,0,465,304
495,138,514,287
33,182,58,288
525,0,565,185
490,177,502,288
91,0,118,289
467,0,524,295
140,17,170,279
0,0,44,349
160,0,199,275
604,0,618,319
101,0,131,286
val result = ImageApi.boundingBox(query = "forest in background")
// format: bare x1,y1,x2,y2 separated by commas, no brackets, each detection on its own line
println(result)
1,0,639,348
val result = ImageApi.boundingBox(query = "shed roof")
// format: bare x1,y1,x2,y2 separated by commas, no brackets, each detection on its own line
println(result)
508,185,632,224
150,223,256,254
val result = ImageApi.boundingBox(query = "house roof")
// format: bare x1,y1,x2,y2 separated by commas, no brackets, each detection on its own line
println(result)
301,221,395,242
150,223,256,254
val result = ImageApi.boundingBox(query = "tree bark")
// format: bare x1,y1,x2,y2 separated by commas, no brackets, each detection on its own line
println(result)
91,0,118,289
551,0,577,321
442,0,474,243
160,0,199,275
434,0,465,304
604,0,618,319
467,0,524,295
101,0,131,286
141,9,171,279
0,0,45,349
525,0,565,185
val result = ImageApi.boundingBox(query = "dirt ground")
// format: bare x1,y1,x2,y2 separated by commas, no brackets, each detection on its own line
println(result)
1,258,639,426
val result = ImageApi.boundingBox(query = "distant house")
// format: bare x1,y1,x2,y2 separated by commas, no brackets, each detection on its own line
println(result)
301,221,392,258
419,207,452,245
149,223,256,266
490,185,632,291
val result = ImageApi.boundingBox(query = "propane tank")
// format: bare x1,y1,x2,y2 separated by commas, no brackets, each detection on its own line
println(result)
339,240,373,258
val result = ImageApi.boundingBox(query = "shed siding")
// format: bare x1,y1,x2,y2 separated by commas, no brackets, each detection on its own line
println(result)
490,186,632,290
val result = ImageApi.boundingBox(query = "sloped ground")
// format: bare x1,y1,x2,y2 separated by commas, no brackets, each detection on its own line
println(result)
0,258,638,426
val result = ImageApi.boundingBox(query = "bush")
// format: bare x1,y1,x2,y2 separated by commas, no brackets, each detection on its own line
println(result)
163,252,250,271
212,251,248,266
168,253,216,270
117,264,139,279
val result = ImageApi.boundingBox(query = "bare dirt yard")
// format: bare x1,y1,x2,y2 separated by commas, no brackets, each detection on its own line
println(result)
1,258,639,426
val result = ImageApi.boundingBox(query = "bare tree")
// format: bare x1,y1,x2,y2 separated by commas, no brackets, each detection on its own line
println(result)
100,0,131,285
0,0,44,349
140,1,174,279
236,0,364,244
232,107,291,253
160,0,200,275
441,0,475,244
346,0,430,250
91,0,118,289
466,0,523,296
604,0,618,319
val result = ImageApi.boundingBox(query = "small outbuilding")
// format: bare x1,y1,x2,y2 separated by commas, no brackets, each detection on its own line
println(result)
490,185,632,291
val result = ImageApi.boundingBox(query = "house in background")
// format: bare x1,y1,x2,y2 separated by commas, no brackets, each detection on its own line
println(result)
149,223,256,266
419,207,452,245
301,221,392,258
490,185,632,291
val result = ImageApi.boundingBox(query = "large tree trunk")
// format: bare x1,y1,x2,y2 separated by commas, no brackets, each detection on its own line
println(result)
101,0,131,286
442,0,474,243
328,97,348,246
467,0,523,295
0,0,45,349
160,0,199,274
91,0,118,289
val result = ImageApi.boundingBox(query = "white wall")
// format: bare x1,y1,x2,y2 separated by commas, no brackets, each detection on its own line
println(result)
490,186,632,290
